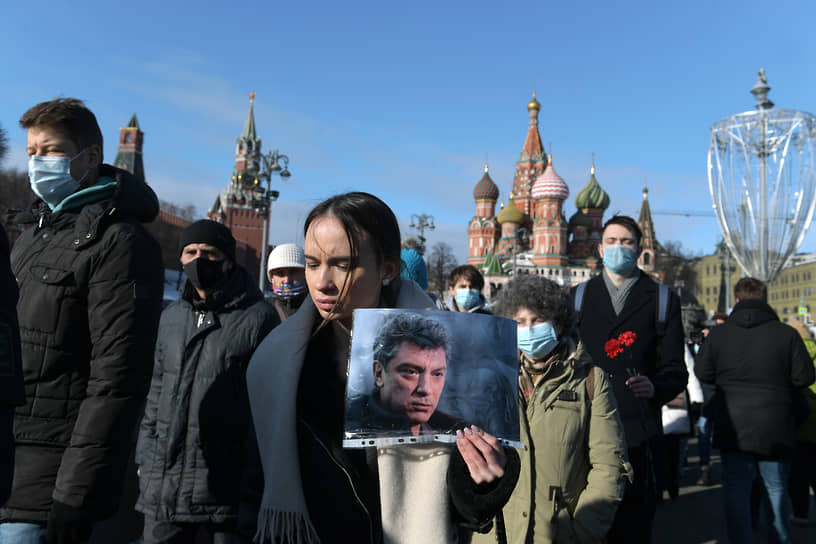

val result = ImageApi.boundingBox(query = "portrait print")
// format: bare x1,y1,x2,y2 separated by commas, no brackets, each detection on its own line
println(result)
343,309,520,448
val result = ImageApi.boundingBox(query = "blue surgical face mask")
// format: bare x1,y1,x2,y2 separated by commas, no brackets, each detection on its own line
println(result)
517,321,559,360
602,244,637,276
455,288,481,310
28,149,88,210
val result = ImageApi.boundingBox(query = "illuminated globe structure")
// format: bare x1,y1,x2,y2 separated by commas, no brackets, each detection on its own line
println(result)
708,69,816,282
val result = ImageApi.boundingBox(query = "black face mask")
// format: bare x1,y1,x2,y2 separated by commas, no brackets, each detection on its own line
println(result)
183,258,227,291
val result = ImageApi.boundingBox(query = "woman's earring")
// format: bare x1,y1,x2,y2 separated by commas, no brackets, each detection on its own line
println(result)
382,277,391,286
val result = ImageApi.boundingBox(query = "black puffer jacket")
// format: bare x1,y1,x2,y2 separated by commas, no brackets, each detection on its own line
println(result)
2,165,164,523
136,266,279,522
695,299,815,458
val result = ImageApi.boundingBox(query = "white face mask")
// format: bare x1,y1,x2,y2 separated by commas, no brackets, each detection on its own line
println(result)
28,149,88,209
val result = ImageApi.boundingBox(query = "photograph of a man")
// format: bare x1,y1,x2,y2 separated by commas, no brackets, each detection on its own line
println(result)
349,313,462,436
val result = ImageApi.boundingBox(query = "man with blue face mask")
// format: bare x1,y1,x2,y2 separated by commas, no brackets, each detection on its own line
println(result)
571,215,687,544
1,98,165,544
445,265,491,314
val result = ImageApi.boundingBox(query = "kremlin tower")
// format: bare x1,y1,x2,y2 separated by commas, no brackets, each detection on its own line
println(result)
208,93,268,282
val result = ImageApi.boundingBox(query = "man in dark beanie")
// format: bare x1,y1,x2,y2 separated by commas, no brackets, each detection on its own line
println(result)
135,219,279,543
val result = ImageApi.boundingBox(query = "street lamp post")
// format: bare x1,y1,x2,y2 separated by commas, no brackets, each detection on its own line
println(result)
408,214,435,255
254,149,291,291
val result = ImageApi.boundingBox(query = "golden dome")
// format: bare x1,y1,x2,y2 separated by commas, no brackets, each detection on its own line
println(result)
497,199,524,224
527,91,541,112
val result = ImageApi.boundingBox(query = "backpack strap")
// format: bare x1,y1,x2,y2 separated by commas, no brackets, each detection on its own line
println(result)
656,283,669,337
573,281,588,324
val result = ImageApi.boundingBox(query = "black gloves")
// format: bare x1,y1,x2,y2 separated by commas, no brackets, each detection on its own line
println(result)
46,500,93,544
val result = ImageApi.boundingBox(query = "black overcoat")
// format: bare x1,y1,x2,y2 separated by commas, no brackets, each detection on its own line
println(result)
574,272,688,446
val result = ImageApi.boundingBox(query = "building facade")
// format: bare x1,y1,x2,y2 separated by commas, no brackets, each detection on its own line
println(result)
467,93,658,292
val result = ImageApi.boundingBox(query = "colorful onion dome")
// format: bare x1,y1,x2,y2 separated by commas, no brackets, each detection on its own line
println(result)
568,209,592,228
473,164,499,201
574,165,610,210
531,155,569,200
497,199,524,224
527,91,541,112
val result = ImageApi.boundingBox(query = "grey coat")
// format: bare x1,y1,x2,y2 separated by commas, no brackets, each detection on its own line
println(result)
135,267,279,522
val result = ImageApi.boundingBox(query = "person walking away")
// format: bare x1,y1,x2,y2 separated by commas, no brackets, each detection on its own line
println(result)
135,220,279,543
661,343,704,500
695,312,727,487
473,275,629,543
1,98,164,544
266,243,307,320
695,277,815,544
571,215,687,543
786,319,816,526
0,225,25,505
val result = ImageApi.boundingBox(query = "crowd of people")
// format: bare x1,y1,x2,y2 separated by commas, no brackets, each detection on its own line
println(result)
1,96,815,544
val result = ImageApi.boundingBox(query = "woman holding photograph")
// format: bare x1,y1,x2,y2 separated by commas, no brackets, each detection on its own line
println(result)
240,192,519,544
473,276,629,544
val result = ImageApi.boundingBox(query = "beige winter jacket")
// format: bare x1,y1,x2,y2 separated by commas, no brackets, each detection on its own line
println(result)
473,341,629,544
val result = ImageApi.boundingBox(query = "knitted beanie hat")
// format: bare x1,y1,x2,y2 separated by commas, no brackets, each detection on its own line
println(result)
267,243,305,272
400,248,428,290
178,220,236,261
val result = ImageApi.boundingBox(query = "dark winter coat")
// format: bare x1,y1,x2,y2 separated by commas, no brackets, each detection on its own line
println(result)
136,266,279,522
574,272,688,446
695,299,816,458
0,224,25,408
0,224,25,505
2,165,164,523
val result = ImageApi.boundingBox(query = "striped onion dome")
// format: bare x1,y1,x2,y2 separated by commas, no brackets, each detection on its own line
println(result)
574,165,610,210
531,155,569,200
473,165,499,201
496,199,524,224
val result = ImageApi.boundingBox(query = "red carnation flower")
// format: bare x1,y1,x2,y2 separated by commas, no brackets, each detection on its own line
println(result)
605,338,623,358
618,331,637,347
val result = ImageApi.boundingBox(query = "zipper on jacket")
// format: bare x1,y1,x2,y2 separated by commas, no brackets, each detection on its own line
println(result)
301,420,375,544
196,311,205,328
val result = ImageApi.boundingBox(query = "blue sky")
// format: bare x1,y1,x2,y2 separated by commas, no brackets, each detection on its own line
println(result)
1,0,814,263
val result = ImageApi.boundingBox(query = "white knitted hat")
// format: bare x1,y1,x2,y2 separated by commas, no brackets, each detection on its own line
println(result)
267,243,305,272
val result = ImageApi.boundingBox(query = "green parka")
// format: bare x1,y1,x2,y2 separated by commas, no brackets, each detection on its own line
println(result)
473,340,630,544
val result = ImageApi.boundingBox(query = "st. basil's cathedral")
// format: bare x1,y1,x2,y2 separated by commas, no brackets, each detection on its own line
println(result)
467,92,658,290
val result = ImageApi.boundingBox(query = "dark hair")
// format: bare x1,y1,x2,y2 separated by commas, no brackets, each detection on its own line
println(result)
304,193,401,321
734,277,767,302
601,215,642,247
373,313,449,369
492,275,575,338
19,98,104,161
304,192,400,269
448,264,485,291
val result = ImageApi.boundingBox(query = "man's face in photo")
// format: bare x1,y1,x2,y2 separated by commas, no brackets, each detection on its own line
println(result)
374,341,447,428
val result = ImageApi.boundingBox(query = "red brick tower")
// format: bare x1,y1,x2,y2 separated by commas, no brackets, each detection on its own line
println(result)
208,93,266,282
467,163,500,265
113,114,145,183
530,155,569,267
510,92,548,245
